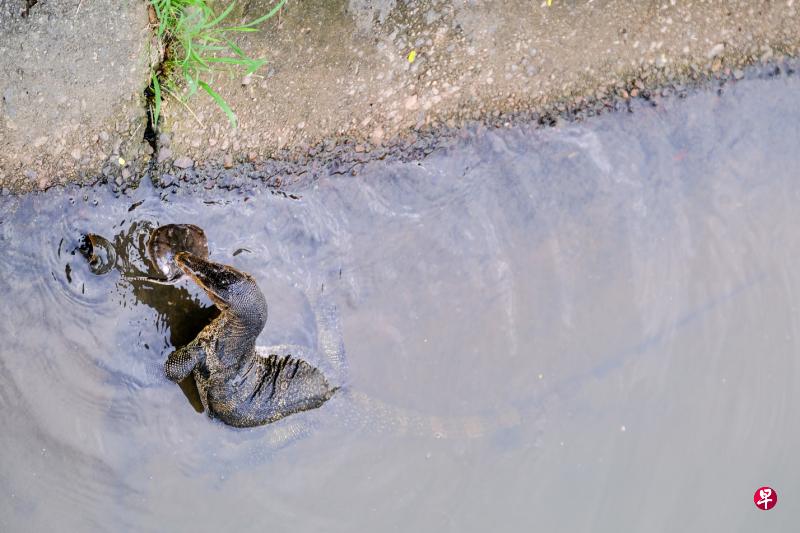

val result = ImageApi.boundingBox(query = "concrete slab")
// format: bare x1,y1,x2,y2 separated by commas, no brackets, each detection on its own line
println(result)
158,0,800,168
0,0,151,192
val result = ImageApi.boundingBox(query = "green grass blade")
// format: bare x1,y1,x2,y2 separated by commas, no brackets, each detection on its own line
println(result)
198,80,237,128
239,0,286,28
151,73,162,126
202,0,237,29
219,27,259,33
245,58,266,75
224,38,247,58
203,56,258,65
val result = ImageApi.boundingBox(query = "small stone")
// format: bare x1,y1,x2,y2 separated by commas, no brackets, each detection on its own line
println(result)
121,168,132,180
143,143,154,155
158,133,171,147
114,176,123,186
38,176,49,190
33,136,48,148
223,154,234,168
24,169,38,180
70,148,82,160
241,74,253,86
404,94,419,110
733,69,745,80
99,131,110,142
707,43,725,59
355,144,365,153
191,137,202,148
248,152,257,162
173,156,193,169
157,147,173,163
370,127,385,145
630,88,639,98
711,58,722,73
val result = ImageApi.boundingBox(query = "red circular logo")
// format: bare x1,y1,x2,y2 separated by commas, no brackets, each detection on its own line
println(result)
754,486,778,510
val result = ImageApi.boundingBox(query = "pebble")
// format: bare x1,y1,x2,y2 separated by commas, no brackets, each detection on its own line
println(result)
70,148,81,160
173,156,194,169
370,127,385,145
157,147,173,163
223,154,234,168
733,69,745,80
707,43,725,59
158,133,171,147
404,94,419,110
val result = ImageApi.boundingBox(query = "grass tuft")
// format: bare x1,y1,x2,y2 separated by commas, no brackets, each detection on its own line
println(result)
148,0,286,129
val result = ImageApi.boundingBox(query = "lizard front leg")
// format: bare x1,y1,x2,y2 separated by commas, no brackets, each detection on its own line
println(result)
165,342,204,382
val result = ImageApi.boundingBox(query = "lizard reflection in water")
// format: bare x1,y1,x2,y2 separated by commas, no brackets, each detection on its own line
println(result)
165,252,337,428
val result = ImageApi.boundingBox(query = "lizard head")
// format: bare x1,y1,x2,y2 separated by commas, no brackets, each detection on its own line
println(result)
175,252,267,330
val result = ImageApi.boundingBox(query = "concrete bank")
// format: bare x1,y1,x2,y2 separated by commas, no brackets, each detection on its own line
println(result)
0,0,151,192
156,0,800,172
2,0,800,192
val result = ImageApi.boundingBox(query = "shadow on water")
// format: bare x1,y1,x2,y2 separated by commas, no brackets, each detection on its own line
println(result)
90,221,219,412
1,65,799,532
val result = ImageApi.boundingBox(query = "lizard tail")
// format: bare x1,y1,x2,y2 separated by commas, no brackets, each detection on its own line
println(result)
330,388,530,440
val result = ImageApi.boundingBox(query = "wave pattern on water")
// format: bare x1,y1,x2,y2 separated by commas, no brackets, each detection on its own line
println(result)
1,72,799,532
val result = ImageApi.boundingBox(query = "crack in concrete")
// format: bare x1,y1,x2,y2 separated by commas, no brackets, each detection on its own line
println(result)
21,0,38,18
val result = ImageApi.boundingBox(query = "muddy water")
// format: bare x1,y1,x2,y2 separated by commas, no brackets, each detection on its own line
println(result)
2,74,799,532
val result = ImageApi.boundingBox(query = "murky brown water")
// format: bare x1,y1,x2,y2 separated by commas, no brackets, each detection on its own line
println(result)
1,72,799,532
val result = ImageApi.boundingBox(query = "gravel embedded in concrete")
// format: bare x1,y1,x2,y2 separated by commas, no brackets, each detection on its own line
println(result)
0,0,151,192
